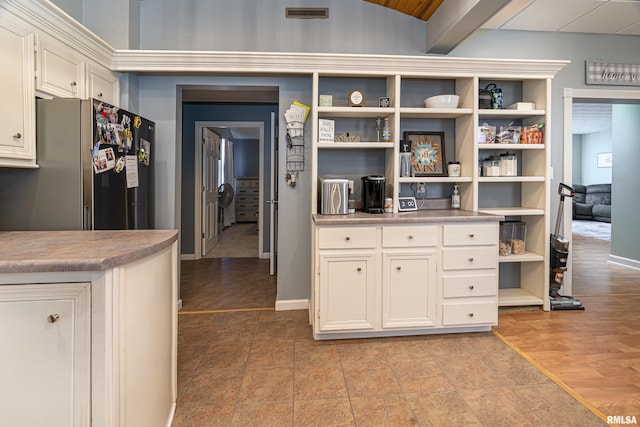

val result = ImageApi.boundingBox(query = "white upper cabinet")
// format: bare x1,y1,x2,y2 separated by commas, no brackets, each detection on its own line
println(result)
88,63,120,106
36,36,86,98
0,20,36,167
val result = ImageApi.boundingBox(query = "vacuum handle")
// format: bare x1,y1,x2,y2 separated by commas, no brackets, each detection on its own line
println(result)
558,183,575,198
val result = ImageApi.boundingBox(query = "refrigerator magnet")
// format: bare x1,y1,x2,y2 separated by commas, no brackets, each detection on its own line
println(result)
134,116,142,129
114,156,126,173
138,139,150,166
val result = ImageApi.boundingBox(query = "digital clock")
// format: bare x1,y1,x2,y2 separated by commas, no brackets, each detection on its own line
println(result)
397,196,418,212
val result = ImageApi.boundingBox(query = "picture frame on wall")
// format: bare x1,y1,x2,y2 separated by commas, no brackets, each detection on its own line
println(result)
597,152,612,168
403,131,447,176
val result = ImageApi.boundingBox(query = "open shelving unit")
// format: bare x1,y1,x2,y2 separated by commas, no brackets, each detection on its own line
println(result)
310,67,560,311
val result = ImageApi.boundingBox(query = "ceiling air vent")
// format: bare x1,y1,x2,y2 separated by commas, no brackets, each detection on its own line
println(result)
285,8,329,19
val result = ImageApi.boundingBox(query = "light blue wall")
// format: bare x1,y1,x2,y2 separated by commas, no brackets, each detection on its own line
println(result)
63,0,640,299
580,130,612,185
611,104,640,261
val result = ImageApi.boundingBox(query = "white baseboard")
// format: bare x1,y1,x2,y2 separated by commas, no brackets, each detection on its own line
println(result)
180,254,195,261
609,254,640,270
275,299,309,311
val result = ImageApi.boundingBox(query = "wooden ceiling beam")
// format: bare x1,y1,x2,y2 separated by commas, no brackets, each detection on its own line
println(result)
363,0,443,21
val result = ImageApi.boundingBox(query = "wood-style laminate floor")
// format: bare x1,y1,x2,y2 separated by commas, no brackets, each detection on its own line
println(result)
173,228,629,425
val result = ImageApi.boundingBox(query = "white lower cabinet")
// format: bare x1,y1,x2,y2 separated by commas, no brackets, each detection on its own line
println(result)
313,220,499,339
0,282,90,427
382,251,436,329
318,252,376,331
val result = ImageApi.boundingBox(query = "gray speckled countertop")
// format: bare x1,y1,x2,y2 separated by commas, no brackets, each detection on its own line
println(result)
0,230,178,274
313,209,504,225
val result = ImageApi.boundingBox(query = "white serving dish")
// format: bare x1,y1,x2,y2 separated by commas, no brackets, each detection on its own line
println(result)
425,94,460,108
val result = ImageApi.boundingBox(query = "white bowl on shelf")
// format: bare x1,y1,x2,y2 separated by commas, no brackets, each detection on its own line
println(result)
424,94,460,108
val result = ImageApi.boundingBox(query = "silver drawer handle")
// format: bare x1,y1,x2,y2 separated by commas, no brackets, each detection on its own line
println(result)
47,314,60,323
468,257,474,262
469,285,475,290
468,313,474,318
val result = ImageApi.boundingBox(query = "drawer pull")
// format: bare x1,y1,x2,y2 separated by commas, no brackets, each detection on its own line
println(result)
13,133,22,139
396,266,401,271
469,234,475,238
47,314,60,323
469,285,475,290
468,257,474,262
70,81,77,87
97,92,103,98
408,235,414,240
345,236,351,241
356,267,362,272
468,313,475,318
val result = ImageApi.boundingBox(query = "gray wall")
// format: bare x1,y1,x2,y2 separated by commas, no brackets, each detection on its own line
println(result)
611,104,640,262
63,0,640,301
572,135,583,185
234,139,260,177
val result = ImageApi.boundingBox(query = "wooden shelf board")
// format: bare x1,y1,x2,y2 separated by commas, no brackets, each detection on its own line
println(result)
478,207,544,216
317,142,394,149
399,176,473,183
499,252,544,263
317,106,395,117
400,107,473,118
478,176,545,183
478,143,544,150
478,109,546,119
498,288,544,306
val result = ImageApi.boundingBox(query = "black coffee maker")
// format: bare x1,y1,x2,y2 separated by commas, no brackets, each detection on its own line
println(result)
361,175,385,214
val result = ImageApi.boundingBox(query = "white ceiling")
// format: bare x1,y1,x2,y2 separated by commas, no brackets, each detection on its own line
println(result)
482,0,640,35
572,103,612,134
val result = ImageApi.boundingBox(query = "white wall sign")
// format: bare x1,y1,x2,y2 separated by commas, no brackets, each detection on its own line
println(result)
586,61,640,86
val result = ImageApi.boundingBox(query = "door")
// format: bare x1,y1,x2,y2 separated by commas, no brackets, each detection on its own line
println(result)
269,112,278,275
202,128,220,255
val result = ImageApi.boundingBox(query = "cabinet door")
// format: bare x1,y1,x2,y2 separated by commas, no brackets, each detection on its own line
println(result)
0,22,36,166
37,37,85,98
318,252,376,332
89,63,120,106
0,283,90,427
382,251,437,329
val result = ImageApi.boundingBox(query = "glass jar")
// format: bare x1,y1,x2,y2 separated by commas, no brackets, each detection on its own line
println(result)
447,161,461,177
500,152,517,176
511,221,527,255
499,221,514,256
482,156,500,177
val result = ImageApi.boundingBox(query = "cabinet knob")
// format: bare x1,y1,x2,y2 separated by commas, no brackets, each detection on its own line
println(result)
396,266,401,271
345,236,351,241
13,133,22,139
469,234,475,238
70,81,77,87
468,257,474,262
469,285,475,290
468,313,475,318
356,267,362,272
408,235,414,240
97,92,103,98
47,314,60,323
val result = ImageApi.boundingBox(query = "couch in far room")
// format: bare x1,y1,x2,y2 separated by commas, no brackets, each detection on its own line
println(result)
572,184,611,223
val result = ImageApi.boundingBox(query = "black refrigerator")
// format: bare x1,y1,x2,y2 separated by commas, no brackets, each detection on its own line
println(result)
0,98,154,230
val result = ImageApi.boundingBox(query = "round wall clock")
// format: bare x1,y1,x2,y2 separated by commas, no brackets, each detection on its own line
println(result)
348,90,365,107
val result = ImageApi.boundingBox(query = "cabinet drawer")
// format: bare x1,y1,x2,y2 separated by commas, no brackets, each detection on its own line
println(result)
382,225,438,248
318,226,376,249
443,223,498,246
442,302,497,326
442,248,497,270
442,273,497,298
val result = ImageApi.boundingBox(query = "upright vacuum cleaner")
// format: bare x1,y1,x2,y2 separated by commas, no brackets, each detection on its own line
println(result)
549,183,585,310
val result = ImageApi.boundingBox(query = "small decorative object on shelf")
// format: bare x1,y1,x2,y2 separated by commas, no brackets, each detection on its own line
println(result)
478,124,496,144
319,95,333,107
318,119,335,142
348,90,365,107
404,131,446,177
447,161,461,177
378,96,390,107
335,132,360,142
451,185,461,209
382,117,391,142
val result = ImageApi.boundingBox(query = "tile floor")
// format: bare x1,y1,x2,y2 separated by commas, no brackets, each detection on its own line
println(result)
173,257,606,426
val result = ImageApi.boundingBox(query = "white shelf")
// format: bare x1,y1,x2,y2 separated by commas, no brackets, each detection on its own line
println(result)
399,176,473,183
478,176,545,183
399,107,473,118
478,143,544,150
317,106,395,118
499,252,544,263
478,109,546,119
317,142,394,149
478,207,544,216
498,288,544,307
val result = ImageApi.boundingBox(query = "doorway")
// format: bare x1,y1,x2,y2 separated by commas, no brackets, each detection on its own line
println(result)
562,88,640,295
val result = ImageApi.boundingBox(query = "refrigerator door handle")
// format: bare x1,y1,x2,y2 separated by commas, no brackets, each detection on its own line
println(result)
83,206,92,230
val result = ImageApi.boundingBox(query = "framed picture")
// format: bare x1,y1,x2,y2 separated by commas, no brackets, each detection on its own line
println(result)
403,131,446,176
597,152,612,168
